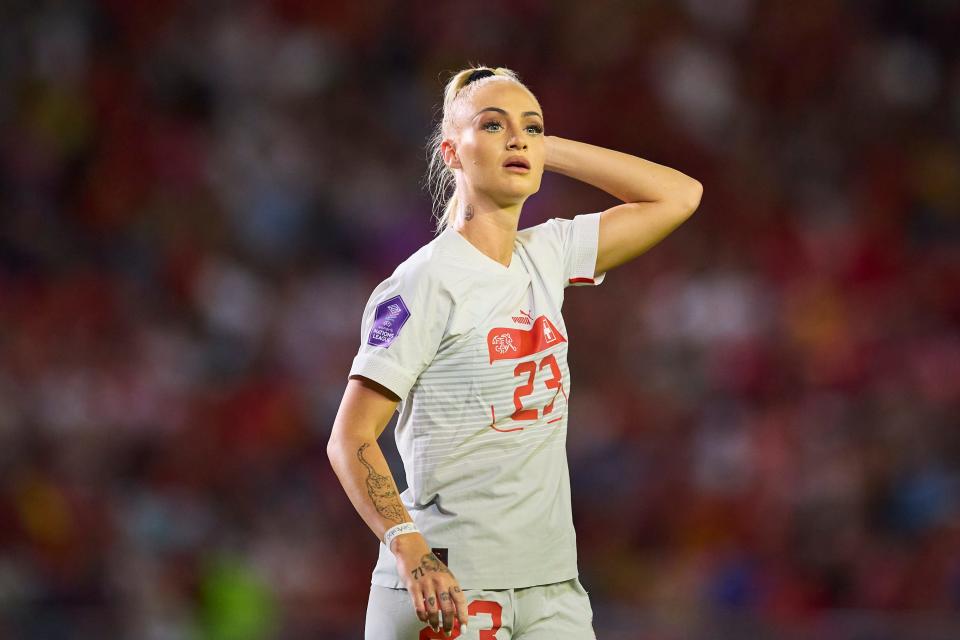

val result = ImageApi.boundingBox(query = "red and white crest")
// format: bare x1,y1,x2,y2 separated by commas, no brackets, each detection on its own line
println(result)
486,316,566,364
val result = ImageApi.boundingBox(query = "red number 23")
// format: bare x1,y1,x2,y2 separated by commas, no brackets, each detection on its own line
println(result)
512,354,562,421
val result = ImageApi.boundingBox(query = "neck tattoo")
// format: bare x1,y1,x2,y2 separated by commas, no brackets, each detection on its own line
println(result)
464,204,474,221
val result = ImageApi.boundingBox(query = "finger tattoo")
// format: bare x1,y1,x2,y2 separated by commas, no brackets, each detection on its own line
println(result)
440,593,450,602
428,596,436,607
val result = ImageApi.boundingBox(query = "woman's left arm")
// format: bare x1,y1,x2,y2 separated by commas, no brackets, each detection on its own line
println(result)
544,135,703,275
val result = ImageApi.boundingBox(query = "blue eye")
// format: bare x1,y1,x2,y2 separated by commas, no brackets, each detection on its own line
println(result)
482,121,544,135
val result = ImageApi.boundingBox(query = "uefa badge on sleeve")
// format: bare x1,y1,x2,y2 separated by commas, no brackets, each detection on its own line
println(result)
367,295,411,348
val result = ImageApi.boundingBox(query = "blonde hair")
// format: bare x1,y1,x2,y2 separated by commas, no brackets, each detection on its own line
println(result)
424,65,533,233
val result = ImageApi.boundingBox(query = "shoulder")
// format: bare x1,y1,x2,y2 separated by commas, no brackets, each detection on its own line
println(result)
517,214,602,252
382,234,456,300
389,232,442,276
517,217,572,241
516,217,572,254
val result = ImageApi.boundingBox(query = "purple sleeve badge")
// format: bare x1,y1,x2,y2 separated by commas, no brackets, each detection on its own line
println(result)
367,295,411,348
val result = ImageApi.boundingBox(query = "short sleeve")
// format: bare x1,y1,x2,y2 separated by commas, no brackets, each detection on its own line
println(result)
349,265,450,401
529,212,606,288
563,212,607,287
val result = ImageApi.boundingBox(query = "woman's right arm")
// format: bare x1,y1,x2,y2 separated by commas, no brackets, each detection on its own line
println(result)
326,376,468,636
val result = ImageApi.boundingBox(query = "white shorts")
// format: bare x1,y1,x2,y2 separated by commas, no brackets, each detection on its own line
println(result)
364,577,596,639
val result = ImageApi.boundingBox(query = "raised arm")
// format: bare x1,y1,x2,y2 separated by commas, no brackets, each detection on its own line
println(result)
326,376,468,635
544,135,702,275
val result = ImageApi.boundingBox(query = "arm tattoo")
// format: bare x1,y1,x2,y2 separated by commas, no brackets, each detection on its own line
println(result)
357,443,405,522
464,204,474,221
410,552,452,581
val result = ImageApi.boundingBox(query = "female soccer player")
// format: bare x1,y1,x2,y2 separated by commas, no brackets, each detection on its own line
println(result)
327,66,702,639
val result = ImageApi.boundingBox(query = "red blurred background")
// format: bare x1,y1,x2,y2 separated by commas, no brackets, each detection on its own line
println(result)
1,1,958,638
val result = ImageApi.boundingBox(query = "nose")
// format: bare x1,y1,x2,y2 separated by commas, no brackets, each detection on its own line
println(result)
506,131,527,150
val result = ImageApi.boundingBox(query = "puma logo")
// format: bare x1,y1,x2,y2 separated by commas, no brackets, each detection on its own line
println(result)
512,309,533,325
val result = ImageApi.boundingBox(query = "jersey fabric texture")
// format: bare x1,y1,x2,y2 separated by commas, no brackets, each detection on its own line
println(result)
349,212,605,590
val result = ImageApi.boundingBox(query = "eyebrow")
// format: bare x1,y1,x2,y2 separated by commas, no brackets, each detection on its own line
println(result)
472,107,543,120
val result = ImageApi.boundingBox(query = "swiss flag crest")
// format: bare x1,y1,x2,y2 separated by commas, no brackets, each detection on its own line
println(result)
486,316,566,364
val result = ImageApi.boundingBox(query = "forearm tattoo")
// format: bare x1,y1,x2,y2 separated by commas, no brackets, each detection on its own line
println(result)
357,443,405,522
411,552,452,581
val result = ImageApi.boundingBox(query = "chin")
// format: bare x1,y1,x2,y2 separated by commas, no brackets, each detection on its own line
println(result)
502,187,537,203
503,177,542,194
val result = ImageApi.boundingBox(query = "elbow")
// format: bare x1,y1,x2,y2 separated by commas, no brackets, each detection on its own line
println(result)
681,179,703,217
326,436,352,479
326,433,342,465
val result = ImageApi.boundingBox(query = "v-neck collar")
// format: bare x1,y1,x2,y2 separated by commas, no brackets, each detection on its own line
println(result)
446,227,521,275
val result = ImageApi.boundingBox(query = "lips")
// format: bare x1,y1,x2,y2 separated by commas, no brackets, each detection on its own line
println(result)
503,156,530,170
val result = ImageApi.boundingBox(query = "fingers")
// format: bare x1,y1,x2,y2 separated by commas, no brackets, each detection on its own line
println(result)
410,579,469,636
450,583,469,631
424,588,441,632
439,589,456,635
409,586,428,625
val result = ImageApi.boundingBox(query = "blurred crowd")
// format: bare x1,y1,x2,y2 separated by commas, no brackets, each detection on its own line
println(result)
1,1,958,638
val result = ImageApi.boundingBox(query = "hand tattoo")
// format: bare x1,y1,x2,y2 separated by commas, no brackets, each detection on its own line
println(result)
357,443,405,522
410,552,452,581
464,204,474,221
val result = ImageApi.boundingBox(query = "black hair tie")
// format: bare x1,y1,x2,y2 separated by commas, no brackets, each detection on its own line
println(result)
464,68,495,86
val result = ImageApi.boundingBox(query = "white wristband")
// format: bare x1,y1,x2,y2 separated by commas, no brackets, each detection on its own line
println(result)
383,522,419,549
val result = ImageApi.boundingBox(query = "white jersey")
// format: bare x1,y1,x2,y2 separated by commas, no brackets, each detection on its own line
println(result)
349,212,605,590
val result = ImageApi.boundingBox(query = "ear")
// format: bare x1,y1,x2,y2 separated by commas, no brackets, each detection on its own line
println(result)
440,139,462,169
